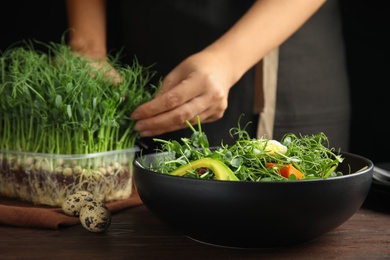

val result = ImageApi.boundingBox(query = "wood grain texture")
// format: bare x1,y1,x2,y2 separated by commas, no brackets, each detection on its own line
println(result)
1,192,389,260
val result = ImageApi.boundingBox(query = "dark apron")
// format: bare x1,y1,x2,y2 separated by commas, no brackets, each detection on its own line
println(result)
107,0,350,153
274,0,350,151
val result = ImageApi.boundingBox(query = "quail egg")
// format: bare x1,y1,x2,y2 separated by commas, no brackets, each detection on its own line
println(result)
79,200,111,233
263,139,288,155
62,191,94,217
252,139,288,156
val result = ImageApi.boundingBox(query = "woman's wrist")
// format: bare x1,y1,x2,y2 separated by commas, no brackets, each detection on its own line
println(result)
69,37,107,60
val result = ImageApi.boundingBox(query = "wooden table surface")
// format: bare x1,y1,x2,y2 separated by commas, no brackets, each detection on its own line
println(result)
0,187,389,260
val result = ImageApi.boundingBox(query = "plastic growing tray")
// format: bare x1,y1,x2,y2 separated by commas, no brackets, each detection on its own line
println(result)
0,147,139,206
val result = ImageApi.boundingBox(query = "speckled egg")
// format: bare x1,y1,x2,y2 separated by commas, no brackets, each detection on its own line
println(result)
79,200,111,233
62,191,94,217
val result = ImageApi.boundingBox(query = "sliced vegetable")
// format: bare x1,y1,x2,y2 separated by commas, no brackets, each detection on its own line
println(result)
266,163,304,180
149,116,345,181
171,158,239,181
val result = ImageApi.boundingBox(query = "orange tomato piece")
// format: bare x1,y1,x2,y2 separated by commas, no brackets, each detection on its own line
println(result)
266,163,304,180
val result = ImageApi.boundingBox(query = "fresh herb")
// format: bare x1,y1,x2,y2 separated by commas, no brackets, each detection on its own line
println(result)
0,40,158,154
147,116,344,181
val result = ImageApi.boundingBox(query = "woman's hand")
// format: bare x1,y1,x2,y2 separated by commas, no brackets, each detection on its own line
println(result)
130,0,326,137
89,58,122,85
131,50,236,137
66,0,326,138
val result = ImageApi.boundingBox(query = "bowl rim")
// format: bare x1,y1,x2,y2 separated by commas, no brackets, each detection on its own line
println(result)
134,151,374,184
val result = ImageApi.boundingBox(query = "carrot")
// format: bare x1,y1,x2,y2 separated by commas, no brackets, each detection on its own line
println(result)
266,163,304,180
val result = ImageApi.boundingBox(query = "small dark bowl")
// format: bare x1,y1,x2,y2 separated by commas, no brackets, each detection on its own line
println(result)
133,152,373,248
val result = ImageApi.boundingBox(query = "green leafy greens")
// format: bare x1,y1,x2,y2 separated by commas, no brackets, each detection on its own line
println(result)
147,116,345,181
0,40,158,154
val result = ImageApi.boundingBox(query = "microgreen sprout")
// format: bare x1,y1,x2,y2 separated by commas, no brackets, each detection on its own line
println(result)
0,40,158,154
148,116,344,181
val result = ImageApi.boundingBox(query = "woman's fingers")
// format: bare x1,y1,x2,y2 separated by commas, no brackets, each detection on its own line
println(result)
133,89,227,137
131,51,232,137
131,76,202,120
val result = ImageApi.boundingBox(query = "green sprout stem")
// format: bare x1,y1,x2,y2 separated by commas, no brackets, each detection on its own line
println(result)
0,40,158,154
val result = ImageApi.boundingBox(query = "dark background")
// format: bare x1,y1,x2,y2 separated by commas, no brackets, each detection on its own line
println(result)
0,0,388,164
0,1,68,50
339,0,389,164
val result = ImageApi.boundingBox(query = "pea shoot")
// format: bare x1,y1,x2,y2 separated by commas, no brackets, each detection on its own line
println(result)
0,40,158,154
149,116,345,181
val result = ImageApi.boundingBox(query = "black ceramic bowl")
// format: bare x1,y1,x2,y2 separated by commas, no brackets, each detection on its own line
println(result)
133,152,373,248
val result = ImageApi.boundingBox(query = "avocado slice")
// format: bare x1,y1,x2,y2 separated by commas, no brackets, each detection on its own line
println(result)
170,158,239,181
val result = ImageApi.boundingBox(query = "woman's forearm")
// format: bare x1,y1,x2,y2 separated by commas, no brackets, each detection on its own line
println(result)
66,0,107,59
204,0,326,85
